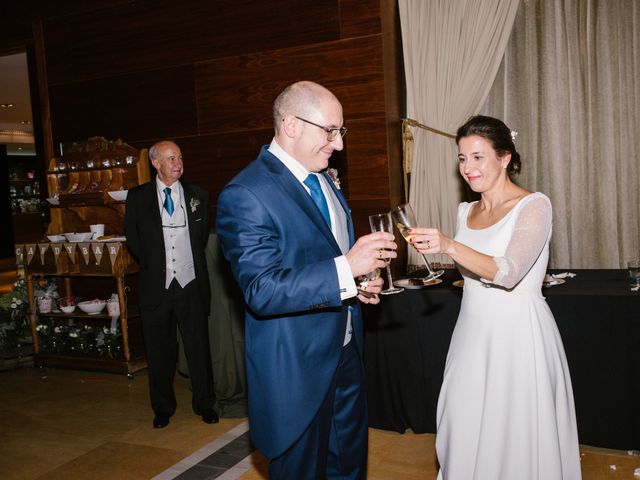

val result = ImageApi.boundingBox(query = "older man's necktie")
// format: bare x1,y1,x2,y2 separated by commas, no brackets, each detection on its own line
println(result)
163,187,174,216
304,174,331,229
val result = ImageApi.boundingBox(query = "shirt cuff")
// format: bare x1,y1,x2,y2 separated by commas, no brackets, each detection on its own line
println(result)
334,255,358,300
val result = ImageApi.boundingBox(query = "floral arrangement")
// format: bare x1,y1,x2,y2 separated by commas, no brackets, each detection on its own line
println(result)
36,320,122,358
33,277,60,299
327,168,341,190
0,278,30,353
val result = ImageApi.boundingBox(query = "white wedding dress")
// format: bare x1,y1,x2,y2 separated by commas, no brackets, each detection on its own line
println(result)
436,193,582,480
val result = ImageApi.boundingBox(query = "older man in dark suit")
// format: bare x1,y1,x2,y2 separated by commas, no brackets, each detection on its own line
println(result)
125,140,217,428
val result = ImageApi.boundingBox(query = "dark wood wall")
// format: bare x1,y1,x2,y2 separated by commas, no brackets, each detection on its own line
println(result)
8,0,405,237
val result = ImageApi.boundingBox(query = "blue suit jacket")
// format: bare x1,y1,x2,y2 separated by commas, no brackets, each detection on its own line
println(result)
216,146,362,458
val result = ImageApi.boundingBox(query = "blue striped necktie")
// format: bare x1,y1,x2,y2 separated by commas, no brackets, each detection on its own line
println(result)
304,174,331,228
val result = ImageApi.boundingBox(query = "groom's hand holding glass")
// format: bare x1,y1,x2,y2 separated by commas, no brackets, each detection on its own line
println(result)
345,231,397,304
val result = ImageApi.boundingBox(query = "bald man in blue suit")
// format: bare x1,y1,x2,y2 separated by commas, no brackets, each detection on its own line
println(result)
216,81,397,479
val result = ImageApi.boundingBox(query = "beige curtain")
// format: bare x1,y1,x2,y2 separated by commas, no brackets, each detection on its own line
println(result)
399,0,520,267
483,0,640,268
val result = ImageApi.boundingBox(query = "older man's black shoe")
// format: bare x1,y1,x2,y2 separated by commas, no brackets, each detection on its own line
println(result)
153,415,170,428
201,409,219,424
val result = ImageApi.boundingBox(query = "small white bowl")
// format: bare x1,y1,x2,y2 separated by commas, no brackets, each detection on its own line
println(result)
64,232,94,242
59,305,76,314
77,300,106,315
108,190,128,202
47,234,67,243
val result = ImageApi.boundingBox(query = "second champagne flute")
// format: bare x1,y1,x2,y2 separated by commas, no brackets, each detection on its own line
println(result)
390,203,444,282
368,213,404,295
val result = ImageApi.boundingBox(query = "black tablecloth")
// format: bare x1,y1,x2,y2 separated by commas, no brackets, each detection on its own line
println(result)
363,269,640,450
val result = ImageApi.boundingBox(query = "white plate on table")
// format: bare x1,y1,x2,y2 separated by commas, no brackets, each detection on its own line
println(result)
94,236,127,242
543,277,565,287
394,278,443,289
107,190,128,201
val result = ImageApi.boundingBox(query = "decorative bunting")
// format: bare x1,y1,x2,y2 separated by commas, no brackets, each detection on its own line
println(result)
107,242,121,266
64,243,77,263
37,243,50,266
14,245,23,265
51,244,63,263
92,243,103,265
78,242,91,265
25,244,36,265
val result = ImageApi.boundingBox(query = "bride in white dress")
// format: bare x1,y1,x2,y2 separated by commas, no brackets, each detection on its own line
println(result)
409,116,582,480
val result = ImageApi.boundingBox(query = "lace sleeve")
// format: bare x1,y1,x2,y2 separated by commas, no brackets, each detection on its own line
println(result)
491,194,552,289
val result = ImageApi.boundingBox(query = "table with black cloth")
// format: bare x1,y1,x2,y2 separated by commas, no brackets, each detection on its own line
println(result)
363,268,640,450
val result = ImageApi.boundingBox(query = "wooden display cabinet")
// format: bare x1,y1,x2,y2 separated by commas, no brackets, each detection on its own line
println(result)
21,137,150,377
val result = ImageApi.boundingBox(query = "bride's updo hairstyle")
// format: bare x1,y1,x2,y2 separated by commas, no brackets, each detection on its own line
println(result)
455,115,521,176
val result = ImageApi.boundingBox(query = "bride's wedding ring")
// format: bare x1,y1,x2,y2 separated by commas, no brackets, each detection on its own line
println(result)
360,280,369,289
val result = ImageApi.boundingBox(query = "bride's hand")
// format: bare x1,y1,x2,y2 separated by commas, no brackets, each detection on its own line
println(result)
408,227,452,255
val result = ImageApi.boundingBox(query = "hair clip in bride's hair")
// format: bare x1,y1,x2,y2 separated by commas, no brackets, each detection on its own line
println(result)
510,130,518,142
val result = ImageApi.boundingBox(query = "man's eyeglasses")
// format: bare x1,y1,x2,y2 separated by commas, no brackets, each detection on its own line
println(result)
162,204,187,229
295,116,347,142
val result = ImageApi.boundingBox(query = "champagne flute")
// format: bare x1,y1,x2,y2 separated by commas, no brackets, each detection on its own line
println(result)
369,213,404,295
357,268,381,298
390,203,444,282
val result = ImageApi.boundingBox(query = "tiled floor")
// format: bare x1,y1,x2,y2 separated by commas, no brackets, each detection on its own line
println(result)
1,260,640,479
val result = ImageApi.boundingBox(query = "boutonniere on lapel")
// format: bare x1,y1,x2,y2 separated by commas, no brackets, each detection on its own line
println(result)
189,197,200,213
327,168,341,190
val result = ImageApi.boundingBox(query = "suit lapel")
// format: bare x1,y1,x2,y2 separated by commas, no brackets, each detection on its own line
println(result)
148,180,165,237
183,184,201,246
321,171,355,247
261,150,342,254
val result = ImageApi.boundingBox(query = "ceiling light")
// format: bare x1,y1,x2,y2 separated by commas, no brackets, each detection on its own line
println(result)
20,120,31,124
0,103,14,108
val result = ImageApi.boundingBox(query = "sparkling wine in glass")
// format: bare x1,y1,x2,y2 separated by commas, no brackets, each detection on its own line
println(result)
369,213,404,295
390,203,444,282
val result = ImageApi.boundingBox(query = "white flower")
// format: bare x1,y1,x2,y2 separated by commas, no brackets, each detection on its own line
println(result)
54,326,61,333
511,130,518,142
190,197,200,213
11,302,17,309
327,168,341,190
69,332,78,338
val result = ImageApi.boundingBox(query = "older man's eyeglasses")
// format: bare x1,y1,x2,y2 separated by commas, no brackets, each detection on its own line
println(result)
162,204,187,229
295,116,347,142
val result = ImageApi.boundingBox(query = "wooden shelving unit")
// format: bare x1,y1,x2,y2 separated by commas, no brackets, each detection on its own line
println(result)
17,137,150,377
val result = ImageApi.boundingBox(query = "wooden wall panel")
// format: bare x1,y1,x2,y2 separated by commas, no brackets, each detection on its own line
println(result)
195,35,385,134
339,0,381,38
43,0,340,85
174,130,273,196
344,116,391,200
11,0,405,241
49,65,197,144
